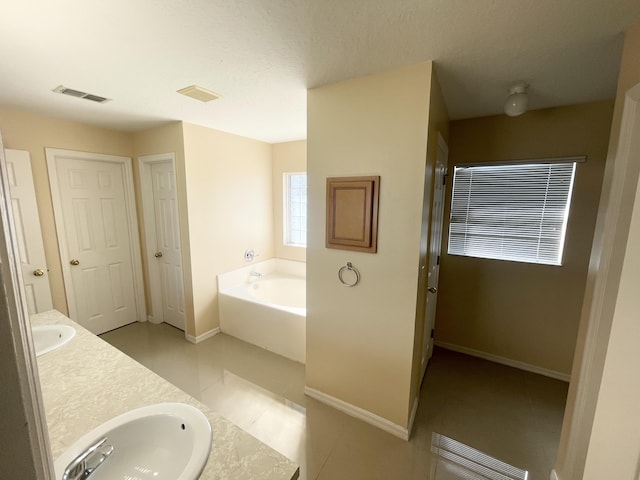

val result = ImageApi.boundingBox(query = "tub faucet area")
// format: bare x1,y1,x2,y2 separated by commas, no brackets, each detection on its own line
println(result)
218,259,306,363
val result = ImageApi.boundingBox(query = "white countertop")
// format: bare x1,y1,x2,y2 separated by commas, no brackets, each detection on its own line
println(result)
31,310,299,480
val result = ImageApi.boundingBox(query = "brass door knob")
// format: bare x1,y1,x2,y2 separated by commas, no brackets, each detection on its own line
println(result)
70,259,80,266
428,287,438,294
154,251,163,258
33,268,45,277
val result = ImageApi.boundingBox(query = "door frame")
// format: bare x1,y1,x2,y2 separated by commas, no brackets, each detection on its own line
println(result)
138,153,184,325
420,132,449,382
45,148,146,323
0,136,54,479
554,81,640,479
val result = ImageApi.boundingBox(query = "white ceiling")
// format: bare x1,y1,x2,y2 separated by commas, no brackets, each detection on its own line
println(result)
1,0,639,143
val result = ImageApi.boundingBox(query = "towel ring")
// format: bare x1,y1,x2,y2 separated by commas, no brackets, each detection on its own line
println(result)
338,262,360,287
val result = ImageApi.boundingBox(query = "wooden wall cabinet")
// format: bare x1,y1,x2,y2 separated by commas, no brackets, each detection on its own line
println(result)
326,176,380,253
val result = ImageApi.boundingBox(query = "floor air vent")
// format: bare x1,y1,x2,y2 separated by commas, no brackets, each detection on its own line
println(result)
53,85,111,103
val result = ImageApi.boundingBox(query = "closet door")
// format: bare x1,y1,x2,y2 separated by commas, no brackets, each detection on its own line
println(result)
47,148,145,334
5,149,53,314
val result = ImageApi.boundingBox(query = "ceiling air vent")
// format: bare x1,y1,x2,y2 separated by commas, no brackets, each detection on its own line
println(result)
177,85,220,102
52,85,111,103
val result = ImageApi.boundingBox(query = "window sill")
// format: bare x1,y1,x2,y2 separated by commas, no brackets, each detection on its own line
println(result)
284,243,307,249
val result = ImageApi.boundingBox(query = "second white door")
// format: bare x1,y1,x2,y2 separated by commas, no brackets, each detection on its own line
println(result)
47,149,144,334
140,155,185,330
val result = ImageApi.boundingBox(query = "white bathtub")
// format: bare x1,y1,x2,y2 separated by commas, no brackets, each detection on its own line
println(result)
218,259,306,363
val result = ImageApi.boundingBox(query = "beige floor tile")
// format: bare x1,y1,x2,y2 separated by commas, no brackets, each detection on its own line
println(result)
101,323,567,480
199,371,276,431
249,400,307,464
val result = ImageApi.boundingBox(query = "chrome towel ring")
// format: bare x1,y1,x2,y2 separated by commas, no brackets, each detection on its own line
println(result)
338,262,360,287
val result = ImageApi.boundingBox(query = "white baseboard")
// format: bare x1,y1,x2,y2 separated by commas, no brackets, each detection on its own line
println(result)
434,341,571,382
550,469,559,480
304,386,409,440
186,327,220,344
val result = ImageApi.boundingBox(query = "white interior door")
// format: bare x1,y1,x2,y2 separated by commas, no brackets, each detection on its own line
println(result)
421,133,449,380
47,149,145,334
149,159,185,330
5,149,53,315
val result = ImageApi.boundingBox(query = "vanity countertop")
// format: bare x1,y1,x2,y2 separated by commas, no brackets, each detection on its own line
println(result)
31,310,299,480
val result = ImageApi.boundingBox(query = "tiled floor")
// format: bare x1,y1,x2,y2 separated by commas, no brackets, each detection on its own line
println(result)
100,322,568,480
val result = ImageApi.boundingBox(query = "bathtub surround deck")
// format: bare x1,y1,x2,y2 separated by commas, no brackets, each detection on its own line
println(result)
31,310,299,480
218,258,306,363
218,258,306,289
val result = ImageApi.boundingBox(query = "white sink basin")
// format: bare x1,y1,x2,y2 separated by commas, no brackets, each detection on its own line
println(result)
54,402,212,480
32,324,76,356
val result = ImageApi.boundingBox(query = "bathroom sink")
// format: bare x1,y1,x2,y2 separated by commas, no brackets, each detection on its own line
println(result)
31,324,76,356
53,402,212,480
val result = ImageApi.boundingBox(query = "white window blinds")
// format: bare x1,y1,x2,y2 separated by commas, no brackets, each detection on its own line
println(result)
448,161,577,266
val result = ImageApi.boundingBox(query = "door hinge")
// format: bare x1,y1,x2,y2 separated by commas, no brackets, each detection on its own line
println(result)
437,255,440,265
443,173,447,185
431,328,435,338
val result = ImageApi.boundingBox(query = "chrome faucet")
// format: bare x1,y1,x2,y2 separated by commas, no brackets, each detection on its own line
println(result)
62,437,114,480
249,271,262,279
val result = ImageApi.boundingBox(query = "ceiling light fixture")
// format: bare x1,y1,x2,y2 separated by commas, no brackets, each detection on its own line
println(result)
177,85,220,102
504,82,528,117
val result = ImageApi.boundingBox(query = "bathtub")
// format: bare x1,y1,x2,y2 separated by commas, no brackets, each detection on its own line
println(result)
217,259,306,363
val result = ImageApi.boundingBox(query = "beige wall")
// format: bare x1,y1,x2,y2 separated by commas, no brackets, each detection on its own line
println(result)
272,140,307,262
182,123,274,337
435,101,613,376
0,107,276,338
0,107,134,315
409,67,449,411
306,62,432,427
132,123,194,333
555,19,640,480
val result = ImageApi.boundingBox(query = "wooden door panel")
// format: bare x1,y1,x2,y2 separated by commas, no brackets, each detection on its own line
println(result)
100,198,119,248
107,262,126,311
23,284,37,316
71,197,95,251
10,197,29,263
151,161,185,330
421,135,449,378
54,155,138,333
5,149,53,314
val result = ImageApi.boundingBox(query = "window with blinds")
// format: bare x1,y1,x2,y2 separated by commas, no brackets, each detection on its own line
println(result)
447,161,577,266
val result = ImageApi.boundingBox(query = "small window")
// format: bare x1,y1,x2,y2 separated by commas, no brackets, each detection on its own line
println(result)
284,173,307,247
448,161,577,266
